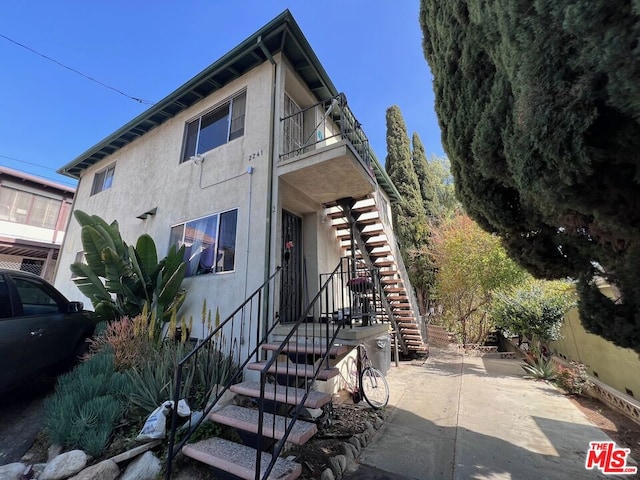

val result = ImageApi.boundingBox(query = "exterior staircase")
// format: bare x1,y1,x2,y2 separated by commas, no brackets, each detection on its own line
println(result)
326,196,429,356
181,341,347,479
166,265,353,480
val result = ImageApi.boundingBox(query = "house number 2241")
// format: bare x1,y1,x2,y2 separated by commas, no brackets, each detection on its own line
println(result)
248,150,263,161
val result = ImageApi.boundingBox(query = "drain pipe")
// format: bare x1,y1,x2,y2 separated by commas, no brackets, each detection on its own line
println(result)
258,35,277,343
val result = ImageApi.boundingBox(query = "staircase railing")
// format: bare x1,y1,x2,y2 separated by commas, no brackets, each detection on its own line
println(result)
165,267,282,479
255,258,356,479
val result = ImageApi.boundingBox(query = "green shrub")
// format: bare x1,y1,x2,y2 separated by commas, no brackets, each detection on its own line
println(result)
44,350,133,456
126,339,238,418
521,357,557,381
555,362,591,395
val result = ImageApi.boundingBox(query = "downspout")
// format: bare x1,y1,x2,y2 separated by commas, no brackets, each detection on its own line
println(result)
258,36,277,341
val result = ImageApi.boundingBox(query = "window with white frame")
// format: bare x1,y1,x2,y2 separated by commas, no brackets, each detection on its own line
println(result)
169,209,238,276
181,91,246,163
91,164,115,196
282,94,303,157
0,186,62,229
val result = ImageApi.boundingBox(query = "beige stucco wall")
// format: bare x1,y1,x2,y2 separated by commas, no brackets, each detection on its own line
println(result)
54,51,355,338
551,284,640,399
55,61,275,325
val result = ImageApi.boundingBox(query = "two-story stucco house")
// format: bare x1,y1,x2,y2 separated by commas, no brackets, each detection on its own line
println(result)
54,11,427,359
0,166,74,282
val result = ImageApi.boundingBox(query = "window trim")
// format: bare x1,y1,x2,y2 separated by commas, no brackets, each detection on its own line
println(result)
169,208,238,277
181,90,247,163
90,163,116,196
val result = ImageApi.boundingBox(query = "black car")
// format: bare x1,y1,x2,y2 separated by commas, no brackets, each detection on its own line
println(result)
0,268,95,392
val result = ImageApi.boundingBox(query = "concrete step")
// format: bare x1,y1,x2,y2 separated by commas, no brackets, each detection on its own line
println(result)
247,361,339,380
261,342,349,357
183,437,301,480
230,381,331,409
208,405,317,445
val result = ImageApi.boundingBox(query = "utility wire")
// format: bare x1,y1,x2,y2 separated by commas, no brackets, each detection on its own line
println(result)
0,33,155,105
0,154,77,187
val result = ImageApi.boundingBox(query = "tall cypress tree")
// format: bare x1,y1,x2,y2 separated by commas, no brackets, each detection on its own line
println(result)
412,132,441,220
385,106,431,313
385,106,427,249
420,0,640,351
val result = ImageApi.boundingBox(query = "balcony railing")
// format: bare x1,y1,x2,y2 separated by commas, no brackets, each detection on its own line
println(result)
280,93,372,172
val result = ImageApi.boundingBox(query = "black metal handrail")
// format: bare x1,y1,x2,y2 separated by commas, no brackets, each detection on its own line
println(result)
165,267,282,479
280,93,373,176
254,257,362,479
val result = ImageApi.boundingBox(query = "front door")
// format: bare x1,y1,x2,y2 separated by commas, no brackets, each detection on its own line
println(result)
280,210,302,323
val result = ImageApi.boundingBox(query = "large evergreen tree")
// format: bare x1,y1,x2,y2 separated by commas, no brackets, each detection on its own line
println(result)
420,1,640,352
385,106,428,249
412,132,441,220
385,106,431,313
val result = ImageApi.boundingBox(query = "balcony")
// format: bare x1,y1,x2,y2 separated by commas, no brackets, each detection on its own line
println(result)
277,93,377,205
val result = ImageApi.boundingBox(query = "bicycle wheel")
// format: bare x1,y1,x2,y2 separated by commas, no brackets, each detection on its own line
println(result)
360,367,389,409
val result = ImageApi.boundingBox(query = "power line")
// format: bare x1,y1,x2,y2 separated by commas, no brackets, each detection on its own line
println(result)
0,32,155,105
0,154,77,187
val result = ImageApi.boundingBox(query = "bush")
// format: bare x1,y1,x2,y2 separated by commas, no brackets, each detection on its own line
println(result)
87,315,153,371
44,350,133,456
126,338,237,418
521,357,557,381
555,362,591,395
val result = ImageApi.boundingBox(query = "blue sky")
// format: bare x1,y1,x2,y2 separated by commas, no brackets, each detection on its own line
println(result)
0,1,443,188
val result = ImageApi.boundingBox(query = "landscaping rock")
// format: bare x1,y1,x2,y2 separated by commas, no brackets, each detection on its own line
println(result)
69,459,119,480
328,456,342,480
0,462,25,480
320,467,335,480
40,450,88,480
373,416,384,429
341,442,355,461
120,451,161,480
47,444,63,462
108,440,161,464
347,436,361,451
364,421,375,435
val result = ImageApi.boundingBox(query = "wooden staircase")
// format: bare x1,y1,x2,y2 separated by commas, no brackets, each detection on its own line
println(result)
181,341,348,479
327,196,429,356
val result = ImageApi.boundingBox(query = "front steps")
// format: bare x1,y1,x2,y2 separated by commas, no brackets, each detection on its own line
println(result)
183,438,301,480
181,341,343,480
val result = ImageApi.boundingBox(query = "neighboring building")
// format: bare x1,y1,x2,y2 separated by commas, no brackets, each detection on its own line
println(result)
54,11,427,355
0,166,74,282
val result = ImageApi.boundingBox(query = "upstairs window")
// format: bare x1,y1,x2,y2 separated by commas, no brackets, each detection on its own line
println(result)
182,91,246,162
91,164,115,195
0,187,62,228
169,209,238,276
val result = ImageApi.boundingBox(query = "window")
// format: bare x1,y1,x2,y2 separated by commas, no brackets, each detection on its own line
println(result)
170,209,238,276
0,275,11,319
182,91,246,162
282,94,303,158
13,276,62,316
91,164,115,195
0,187,62,228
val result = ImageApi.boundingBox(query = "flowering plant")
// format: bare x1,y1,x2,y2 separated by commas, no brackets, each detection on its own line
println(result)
285,240,294,251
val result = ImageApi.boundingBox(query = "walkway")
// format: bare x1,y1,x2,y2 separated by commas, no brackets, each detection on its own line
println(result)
346,347,628,479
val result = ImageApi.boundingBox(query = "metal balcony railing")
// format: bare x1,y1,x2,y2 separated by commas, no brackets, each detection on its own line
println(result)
280,93,373,176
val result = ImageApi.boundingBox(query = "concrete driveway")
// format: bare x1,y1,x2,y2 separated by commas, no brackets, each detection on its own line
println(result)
346,347,630,479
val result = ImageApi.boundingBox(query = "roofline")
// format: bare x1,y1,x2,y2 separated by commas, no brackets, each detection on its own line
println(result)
58,10,338,179
56,10,401,202
0,166,76,194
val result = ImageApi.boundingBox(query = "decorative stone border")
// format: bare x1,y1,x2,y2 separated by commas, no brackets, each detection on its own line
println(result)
317,412,386,480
